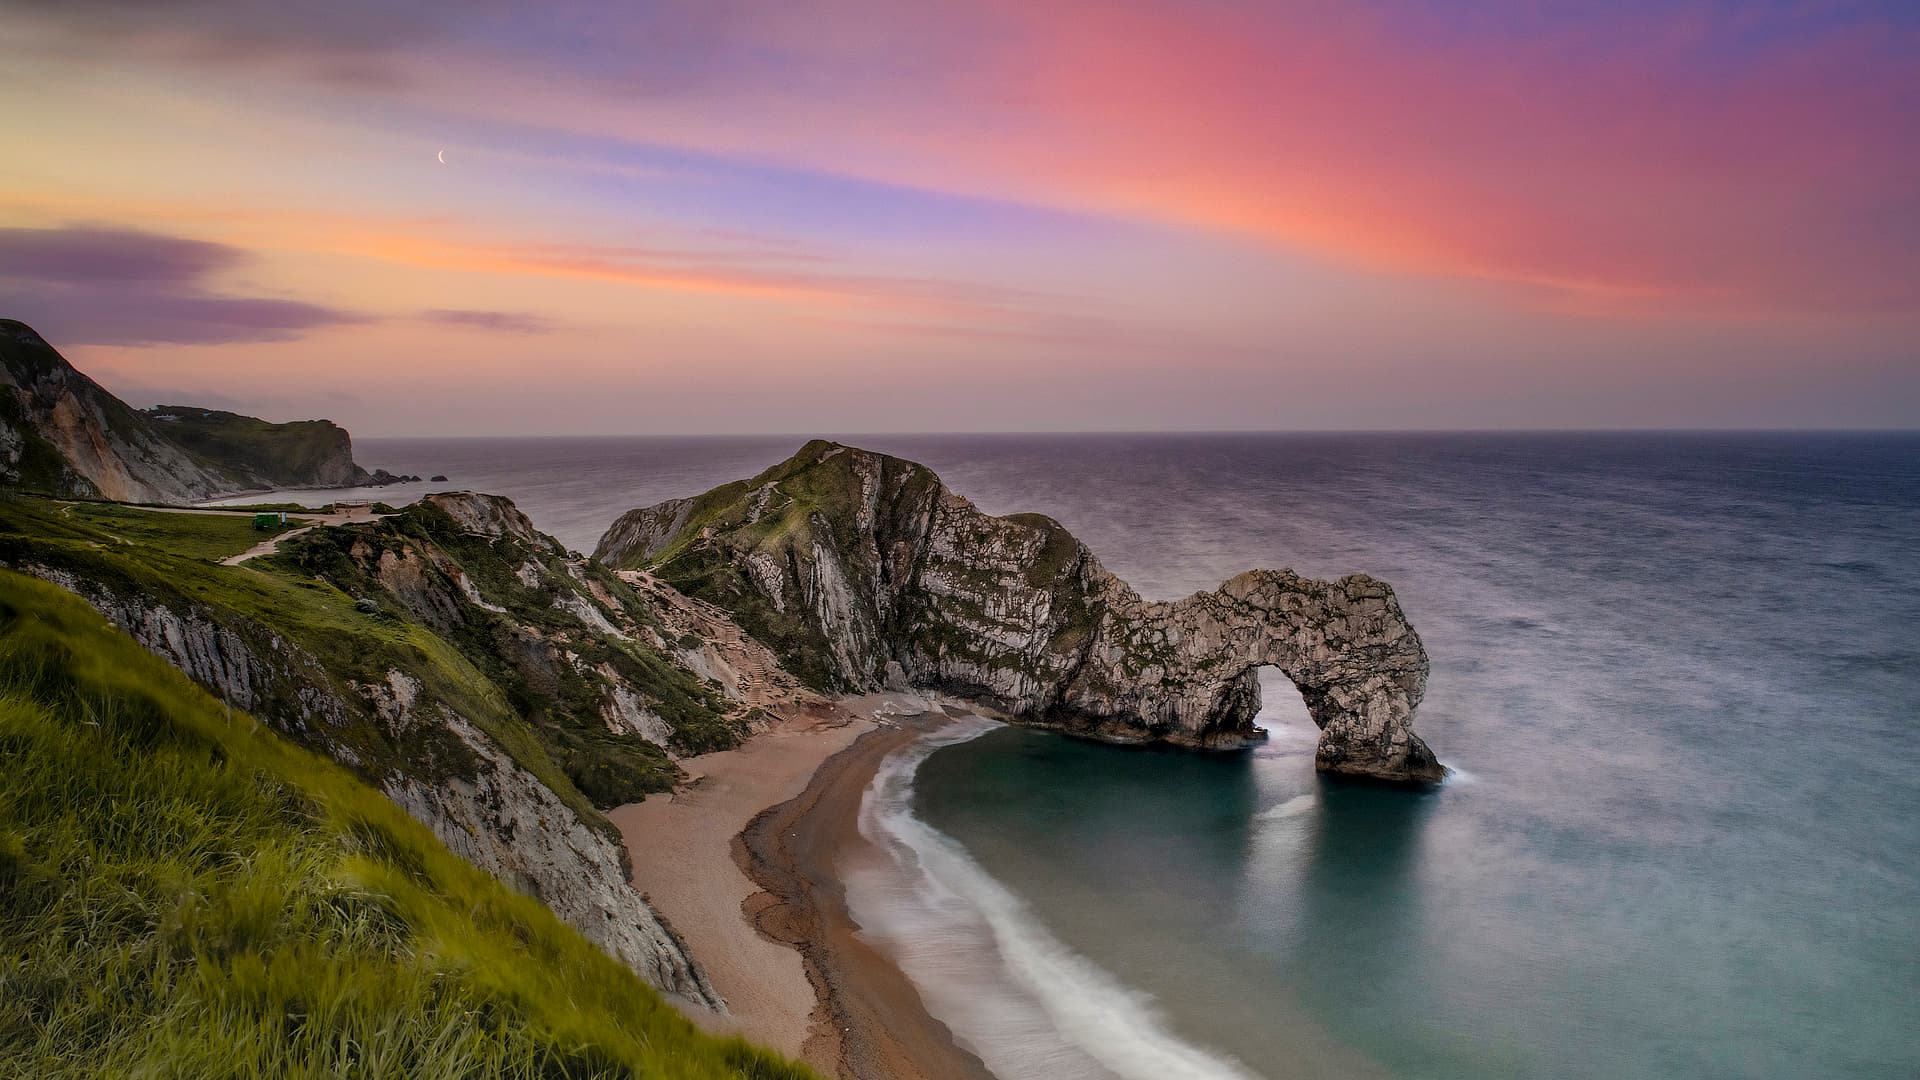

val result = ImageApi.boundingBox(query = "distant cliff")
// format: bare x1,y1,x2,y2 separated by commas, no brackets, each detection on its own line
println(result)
145,405,370,489
597,440,1443,785
0,319,385,500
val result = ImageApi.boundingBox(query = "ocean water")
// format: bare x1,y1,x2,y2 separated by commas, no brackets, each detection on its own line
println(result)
237,432,1920,1079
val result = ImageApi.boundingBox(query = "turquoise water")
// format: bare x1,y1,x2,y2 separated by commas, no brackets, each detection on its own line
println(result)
260,432,1920,1079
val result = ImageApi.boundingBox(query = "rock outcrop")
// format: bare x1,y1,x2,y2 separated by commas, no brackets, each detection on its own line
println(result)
1,319,390,499
273,492,759,803
598,440,1443,784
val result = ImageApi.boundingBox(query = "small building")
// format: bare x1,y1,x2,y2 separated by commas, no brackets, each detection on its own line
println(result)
252,512,287,530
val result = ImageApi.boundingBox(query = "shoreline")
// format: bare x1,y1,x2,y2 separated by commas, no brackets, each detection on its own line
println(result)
609,699,992,1080
736,710,996,1080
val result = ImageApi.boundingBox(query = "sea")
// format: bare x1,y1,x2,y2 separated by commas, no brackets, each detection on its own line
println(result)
218,432,1920,1080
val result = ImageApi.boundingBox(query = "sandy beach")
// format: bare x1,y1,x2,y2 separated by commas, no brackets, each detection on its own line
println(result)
609,697,992,1080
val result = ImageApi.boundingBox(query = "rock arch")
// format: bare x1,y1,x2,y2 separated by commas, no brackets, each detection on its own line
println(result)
1046,570,1444,784
598,440,1446,786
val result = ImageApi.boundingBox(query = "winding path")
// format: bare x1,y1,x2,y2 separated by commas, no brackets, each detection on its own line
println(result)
93,502,389,565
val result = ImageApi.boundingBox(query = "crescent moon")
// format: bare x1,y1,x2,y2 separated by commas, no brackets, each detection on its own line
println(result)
436,149,446,165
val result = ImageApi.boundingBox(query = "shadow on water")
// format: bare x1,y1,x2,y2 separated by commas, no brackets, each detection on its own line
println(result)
918,726,1265,919
1290,780,1439,1036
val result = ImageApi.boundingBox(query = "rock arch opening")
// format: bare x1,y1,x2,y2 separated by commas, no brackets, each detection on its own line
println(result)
1247,665,1318,749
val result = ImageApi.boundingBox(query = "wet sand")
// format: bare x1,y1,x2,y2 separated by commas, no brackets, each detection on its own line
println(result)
610,701,992,1080
738,710,996,1080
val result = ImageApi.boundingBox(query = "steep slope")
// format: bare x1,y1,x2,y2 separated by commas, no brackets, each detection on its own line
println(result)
0,320,235,500
0,319,385,499
0,570,813,1080
598,440,1443,785
0,493,756,1002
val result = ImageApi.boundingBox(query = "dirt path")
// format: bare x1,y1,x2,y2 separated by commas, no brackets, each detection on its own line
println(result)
219,525,318,565
104,503,385,566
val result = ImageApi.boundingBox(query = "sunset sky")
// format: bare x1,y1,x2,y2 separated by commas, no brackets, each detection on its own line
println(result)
2,1,1916,434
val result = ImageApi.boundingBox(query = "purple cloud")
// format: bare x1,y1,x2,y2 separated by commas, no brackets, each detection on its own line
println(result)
420,308,554,334
0,225,238,285
0,225,365,346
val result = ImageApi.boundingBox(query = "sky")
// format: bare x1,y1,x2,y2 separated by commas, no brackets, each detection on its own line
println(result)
1,0,1916,434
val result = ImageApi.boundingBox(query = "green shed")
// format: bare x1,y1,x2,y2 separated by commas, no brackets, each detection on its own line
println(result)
252,512,286,530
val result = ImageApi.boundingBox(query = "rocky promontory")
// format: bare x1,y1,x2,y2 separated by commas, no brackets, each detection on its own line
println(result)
596,440,1443,785
1,319,400,500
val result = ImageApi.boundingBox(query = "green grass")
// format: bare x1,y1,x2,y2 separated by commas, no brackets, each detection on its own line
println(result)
56,502,304,562
0,570,815,1080
0,493,742,822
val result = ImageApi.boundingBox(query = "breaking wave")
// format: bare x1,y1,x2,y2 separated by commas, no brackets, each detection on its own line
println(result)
847,717,1261,1080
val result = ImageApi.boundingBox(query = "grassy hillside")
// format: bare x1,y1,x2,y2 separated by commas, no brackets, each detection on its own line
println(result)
0,570,813,1079
58,502,303,561
0,495,743,820
0,495,609,830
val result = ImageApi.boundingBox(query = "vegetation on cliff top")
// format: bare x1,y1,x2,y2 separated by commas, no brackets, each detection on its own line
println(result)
612,441,952,692
0,570,814,1080
604,440,1094,694
145,405,368,489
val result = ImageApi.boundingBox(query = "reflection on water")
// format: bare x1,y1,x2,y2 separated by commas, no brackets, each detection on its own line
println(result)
1298,781,1435,948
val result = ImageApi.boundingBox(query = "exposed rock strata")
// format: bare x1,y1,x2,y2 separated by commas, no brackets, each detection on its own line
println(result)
598,441,1443,784
1,319,389,499
303,492,759,773
1,321,233,500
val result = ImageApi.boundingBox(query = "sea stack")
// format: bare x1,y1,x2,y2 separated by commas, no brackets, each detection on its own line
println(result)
597,440,1444,785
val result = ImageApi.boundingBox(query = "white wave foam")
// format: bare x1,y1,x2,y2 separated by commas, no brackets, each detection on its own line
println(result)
851,718,1262,1080
1441,761,1478,786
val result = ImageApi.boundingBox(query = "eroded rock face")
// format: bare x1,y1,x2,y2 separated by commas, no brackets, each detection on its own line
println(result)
0,319,382,500
1,321,232,500
598,441,1443,784
424,491,545,545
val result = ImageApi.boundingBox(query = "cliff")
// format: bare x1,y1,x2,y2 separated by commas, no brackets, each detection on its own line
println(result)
1,320,236,500
145,405,372,489
0,491,790,1005
597,440,1443,785
0,319,384,499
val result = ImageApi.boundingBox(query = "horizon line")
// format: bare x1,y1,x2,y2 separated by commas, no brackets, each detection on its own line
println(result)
350,426,1920,440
